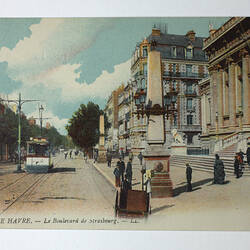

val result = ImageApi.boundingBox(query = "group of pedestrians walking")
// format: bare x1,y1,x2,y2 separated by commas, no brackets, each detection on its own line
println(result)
113,157,133,189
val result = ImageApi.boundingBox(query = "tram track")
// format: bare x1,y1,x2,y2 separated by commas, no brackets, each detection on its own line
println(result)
0,173,50,215
0,155,65,215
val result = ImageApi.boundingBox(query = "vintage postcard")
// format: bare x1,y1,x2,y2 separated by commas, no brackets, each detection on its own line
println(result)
0,16,249,231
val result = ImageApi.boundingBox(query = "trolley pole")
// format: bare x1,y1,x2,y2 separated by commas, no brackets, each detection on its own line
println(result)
17,94,22,172
33,105,51,137
2,93,39,173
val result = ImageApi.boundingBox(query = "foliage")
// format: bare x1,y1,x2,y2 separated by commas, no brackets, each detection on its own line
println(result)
66,102,110,151
0,106,68,151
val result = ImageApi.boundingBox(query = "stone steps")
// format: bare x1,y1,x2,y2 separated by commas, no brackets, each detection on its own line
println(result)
215,143,238,158
170,155,250,176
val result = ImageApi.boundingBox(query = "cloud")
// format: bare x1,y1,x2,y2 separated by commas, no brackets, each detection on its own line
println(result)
36,59,130,102
0,18,131,134
28,109,68,135
0,18,113,83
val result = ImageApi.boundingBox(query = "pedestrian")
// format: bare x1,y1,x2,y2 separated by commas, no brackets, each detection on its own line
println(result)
69,150,72,159
213,154,225,184
144,169,152,213
106,151,112,167
117,157,125,182
129,151,133,163
126,159,133,187
238,149,245,170
120,150,124,160
94,151,98,163
234,153,242,178
186,163,192,192
113,166,121,187
246,143,250,167
64,151,68,159
138,152,143,165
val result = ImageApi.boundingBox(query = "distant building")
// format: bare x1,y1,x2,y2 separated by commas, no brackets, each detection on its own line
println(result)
46,122,51,129
104,84,124,151
200,17,250,154
130,27,208,153
28,116,36,126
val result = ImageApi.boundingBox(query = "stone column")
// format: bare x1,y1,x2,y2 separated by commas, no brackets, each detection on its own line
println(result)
201,94,206,134
228,59,237,128
242,54,250,125
143,50,173,198
146,50,164,144
209,68,217,128
223,71,229,116
98,114,106,163
205,95,210,127
217,68,224,129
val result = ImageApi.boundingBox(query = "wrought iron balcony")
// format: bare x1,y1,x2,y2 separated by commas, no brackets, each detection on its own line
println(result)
185,90,197,96
163,71,208,79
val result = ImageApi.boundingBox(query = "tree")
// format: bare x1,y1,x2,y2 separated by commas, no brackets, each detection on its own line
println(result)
66,102,109,153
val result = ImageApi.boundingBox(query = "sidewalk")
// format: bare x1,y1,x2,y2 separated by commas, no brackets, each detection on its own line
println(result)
92,156,143,191
92,156,174,214
92,156,250,220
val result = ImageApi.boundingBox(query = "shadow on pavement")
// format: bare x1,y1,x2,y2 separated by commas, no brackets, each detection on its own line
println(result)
39,196,85,201
208,180,230,186
173,178,213,197
49,167,76,173
132,182,141,186
151,204,174,214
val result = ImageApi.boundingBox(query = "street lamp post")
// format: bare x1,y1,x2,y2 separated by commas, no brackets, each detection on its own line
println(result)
39,105,44,136
2,93,39,173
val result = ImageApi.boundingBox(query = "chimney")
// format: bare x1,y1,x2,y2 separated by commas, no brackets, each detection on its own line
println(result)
152,27,161,37
186,30,196,42
209,24,217,36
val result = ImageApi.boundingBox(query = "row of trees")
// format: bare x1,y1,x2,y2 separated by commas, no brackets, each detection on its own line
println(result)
0,106,71,158
66,102,110,155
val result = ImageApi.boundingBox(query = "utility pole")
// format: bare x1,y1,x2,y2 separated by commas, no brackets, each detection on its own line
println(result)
33,104,51,137
2,93,39,173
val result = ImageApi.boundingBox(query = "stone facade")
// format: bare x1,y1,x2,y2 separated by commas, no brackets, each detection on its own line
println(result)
104,85,124,151
130,27,208,152
200,17,250,153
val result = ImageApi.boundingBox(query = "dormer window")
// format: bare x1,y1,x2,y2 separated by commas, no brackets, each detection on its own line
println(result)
171,46,176,57
142,46,148,57
186,46,193,59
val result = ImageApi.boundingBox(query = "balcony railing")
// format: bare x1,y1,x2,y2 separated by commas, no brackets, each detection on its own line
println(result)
185,90,197,96
163,72,208,79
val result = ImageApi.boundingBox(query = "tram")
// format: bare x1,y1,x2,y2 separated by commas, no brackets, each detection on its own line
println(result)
25,137,54,173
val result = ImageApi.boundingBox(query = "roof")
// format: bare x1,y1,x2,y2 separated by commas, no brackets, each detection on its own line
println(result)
147,33,205,48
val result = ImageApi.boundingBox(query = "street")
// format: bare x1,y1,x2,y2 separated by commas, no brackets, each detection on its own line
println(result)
0,154,116,217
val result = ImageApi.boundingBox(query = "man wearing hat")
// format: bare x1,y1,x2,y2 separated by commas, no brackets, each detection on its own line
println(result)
246,142,250,167
117,157,125,182
186,163,192,192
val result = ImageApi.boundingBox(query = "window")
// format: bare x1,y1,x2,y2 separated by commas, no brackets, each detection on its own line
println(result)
172,46,176,57
186,47,193,59
172,81,177,91
186,82,193,94
187,98,193,110
142,46,148,57
143,63,147,75
141,78,146,89
187,114,193,125
186,64,192,76
172,64,176,73
187,134,193,144
173,114,177,126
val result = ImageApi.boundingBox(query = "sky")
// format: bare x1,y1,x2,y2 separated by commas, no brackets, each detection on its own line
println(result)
0,17,229,135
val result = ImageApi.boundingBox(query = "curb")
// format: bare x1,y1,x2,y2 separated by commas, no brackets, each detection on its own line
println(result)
92,161,117,189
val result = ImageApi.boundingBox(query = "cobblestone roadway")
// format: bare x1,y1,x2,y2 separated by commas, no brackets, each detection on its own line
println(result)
0,155,116,217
